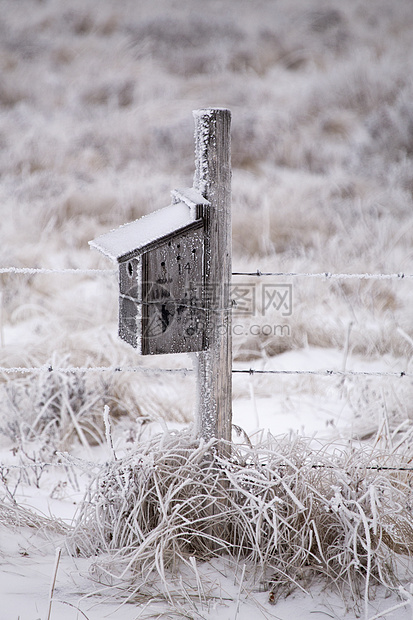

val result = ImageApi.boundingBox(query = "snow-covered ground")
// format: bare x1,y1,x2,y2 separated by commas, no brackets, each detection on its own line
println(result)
1,0,413,618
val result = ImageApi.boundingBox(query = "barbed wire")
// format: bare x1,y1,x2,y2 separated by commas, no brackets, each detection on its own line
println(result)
1,266,411,280
2,459,413,473
0,462,92,470
232,368,410,378
0,365,192,376
0,365,410,379
0,267,116,275
232,270,411,280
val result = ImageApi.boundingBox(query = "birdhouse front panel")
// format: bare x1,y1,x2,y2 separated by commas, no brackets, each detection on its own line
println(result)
118,256,142,348
141,222,205,355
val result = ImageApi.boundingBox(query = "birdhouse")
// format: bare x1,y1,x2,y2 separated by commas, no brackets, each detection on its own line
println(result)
90,188,209,355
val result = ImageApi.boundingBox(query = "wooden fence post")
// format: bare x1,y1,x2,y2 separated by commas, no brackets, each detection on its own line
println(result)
193,108,232,449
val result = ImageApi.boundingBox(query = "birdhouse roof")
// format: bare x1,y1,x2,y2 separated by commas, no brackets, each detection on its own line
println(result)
90,202,191,261
89,188,208,262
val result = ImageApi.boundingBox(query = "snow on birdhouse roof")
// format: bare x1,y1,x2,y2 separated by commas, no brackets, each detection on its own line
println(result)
90,200,196,262
171,187,210,209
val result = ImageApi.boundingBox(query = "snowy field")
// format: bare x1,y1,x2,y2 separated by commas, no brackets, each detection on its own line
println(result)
1,0,413,618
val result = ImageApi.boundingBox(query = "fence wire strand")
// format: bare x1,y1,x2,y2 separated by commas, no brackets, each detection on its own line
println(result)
0,267,116,275
2,461,413,472
0,366,410,379
232,270,410,280
0,365,192,376
232,368,410,378
1,266,412,279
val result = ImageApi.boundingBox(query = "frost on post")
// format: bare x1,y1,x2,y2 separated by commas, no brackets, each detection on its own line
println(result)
193,108,216,197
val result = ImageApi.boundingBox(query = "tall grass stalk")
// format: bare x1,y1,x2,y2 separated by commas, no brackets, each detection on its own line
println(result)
46,547,62,620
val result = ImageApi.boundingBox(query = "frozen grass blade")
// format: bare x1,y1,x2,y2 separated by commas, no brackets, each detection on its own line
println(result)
234,563,246,620
46,547,62,620
103,405,117,461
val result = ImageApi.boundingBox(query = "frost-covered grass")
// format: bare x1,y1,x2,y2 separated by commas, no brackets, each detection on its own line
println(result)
1,426,412,618
1,0,413,617
70,431,413,612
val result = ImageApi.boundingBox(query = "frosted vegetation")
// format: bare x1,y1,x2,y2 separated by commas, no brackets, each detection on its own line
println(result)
1,0,413,617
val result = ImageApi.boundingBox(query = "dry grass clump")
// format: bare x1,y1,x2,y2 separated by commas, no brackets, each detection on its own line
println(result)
0,359,141,451
0,365,102,450
0,352,195,455
70,432,413,608
0,499,69,536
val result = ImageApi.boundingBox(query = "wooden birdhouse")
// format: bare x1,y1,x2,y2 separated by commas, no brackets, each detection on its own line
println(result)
90,188,210,355
90,108,232,447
